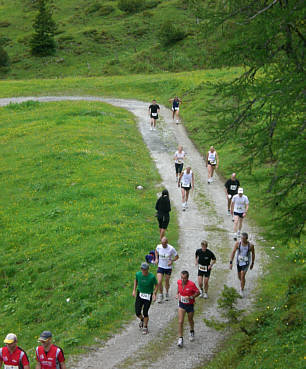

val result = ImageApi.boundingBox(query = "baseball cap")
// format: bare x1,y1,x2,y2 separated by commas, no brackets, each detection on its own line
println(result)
141,262,149,270
238,187,243,194
38,331,52,342
4,333,17,344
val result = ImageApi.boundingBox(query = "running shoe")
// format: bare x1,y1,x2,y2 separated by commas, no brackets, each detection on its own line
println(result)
233,233,237,241
189,331,195,342
239,288,244,298
237,231,241,238
185,203,188,209
150,126,153,131
142,327,148,335
139,319,144,329
176,120,179,124
199,289,203,298
153,127,156,131
227,210,231,216
177,337,183,347
203,292,208,299
157,293,163,303
165,292,169,301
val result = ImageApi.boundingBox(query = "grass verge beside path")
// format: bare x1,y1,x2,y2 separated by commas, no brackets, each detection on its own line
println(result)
0,100,178,360
1,69,304,368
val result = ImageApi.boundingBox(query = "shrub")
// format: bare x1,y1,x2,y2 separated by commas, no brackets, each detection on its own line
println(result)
118,0,144,14
0,45,9,67
158,20,186,46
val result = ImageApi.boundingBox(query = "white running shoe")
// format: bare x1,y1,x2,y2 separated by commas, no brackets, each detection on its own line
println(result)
176,120,179,124
177,337,183,347
142,327,148,335
237,231,241,238
203,292,208,299
185,202,188,209
150,126,153,131
153,127,156,131
157,293,163,303
165,292,169,301
233,233,237,241
227,210,231,216
199,289,203,298
189,331,195,342
239,288,244,298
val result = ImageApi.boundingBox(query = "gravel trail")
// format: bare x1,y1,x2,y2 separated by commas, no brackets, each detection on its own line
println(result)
0,96,265,369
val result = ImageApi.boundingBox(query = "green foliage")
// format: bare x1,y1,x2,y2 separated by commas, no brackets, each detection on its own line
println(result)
0,45,9,67
158,20,187,46
30,0,56,56
118,0,145,13
0,100,178,357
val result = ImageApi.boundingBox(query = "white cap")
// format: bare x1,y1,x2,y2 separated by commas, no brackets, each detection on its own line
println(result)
238,187,243,194
4,333,17,344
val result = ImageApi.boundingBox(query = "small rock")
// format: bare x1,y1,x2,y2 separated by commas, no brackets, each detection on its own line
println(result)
136,185,143,190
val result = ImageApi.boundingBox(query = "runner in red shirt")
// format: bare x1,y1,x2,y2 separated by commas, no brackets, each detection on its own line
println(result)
0,333,30,369
35,331,66,369
176,271,200,347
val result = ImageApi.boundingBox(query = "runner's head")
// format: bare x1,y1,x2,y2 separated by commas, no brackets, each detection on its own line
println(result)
162,189,169,198
241,232,248,242
238,187,243,197
186,166,191,174
161,237,168,247
141,262,149,275
4,333,17,352
231,172,236,180
152,99,156,104
178,145,183,152
181,270,189,283
210,146,215,152
201,240,208,251
38,331,52,350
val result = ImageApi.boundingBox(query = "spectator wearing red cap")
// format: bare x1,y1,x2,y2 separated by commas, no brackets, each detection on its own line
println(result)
36,331,66,369
0,333,30,369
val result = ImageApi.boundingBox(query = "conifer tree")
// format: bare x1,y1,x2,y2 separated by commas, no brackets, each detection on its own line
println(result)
30,0,56,56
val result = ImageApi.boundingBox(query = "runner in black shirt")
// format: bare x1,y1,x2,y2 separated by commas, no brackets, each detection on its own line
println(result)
224,173,240,216
195,241,216,298
148,99,160,131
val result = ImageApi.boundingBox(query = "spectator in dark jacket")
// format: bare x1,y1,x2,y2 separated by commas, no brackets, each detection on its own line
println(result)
155,189,171,240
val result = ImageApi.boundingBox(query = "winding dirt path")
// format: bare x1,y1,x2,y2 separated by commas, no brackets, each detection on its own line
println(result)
0,96,264,369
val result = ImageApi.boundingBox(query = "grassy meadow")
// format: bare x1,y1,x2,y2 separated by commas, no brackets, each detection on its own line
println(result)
0,69,304,368
0,0,228,79
0,99,178,358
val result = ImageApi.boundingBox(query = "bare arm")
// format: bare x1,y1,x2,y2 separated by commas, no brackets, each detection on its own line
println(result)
230,198,235,215
191,172,195,188
178,172,183,186
132,279,137,297
229,243,239,269
60,364,66,369
208,258,216,270
250,244,255,269
155,250,159,265
244,203,249,217
195,255,199,266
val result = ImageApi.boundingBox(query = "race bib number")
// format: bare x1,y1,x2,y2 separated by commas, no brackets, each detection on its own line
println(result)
209,160,216,165
174,107,179,110
198,264,208,272
139,292,151,301
180,296,189,304
228,194,232,199
237,206,243,211
238,255,249,262
4,365,19,369
230,185,237,191
177,159,182,164
182,182,189,187
152,113,157,116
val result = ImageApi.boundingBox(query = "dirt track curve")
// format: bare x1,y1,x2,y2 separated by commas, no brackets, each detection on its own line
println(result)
0,96,265,369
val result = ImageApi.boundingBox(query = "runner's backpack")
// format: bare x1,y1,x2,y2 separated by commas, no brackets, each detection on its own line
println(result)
145,250,156,264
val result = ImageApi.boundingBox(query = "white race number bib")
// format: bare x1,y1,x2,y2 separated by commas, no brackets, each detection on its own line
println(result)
230,185,237,191
180,296,189,304
4,365,19,369
238,255,249,262
139,292,151,301
152,113,157,117
198,264,208,272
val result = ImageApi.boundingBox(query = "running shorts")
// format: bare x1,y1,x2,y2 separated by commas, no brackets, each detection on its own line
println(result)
178,302,194,313
135,292,152,317
237,264,249,273
207,161,216,166
157,267,172,275
181,185,191,191
175,163,184,174
198,269,211,278
150,114,158,120
234,212,244,218
157,215,170,229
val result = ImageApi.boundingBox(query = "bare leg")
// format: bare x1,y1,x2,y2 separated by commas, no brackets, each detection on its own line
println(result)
204,277,210,293
233,215,239,233
160,228,166,240
238,217,243,232
143,316,149,327
198,275,203,290
178,308,185,337
187,311,194,331
181,188,186,203
157,273,163,294
240,271,246,290
164,274,171,293
227,197,232,211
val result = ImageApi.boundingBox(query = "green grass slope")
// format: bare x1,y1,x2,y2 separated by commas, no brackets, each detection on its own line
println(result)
0,70,304,368
0,99,178,358
0,0,225,79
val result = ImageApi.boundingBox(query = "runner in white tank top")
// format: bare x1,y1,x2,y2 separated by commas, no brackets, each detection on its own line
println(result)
230,187,249,240
173,146,186,182
178,167,194,210
206,146,219,183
